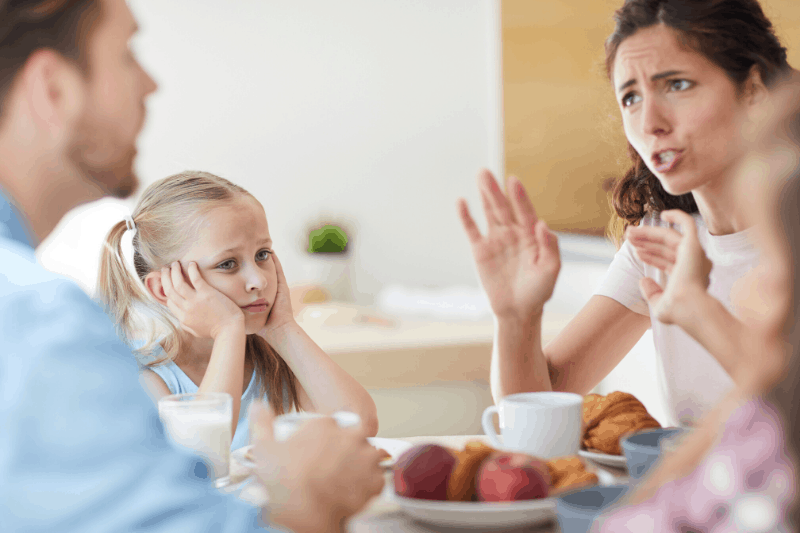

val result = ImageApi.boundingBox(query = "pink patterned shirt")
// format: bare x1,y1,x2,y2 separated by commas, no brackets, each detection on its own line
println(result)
592,397,796,532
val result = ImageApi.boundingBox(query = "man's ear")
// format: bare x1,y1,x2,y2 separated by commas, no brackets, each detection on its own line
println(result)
21,49,85,143
144,271,168,306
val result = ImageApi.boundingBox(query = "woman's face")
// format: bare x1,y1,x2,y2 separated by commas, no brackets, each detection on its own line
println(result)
613,24,751,196
178,195,278,335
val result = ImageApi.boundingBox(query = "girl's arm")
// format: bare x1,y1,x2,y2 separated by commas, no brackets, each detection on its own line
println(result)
260,253,379,436
159,262,248,435
194,322,247,431
139,368,172,402
459,170,651,402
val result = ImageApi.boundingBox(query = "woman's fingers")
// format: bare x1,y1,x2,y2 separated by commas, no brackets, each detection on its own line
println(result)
479,180,502,228
660,209,698,239
637,250,674,273
627,225,682,249
535,220,556,263
639,277,664,306
457,198,483,244
630,240,678,264
508,176,539,232
480,169,515,226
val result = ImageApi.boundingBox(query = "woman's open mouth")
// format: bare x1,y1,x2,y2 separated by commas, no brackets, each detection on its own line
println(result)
652,149,684,173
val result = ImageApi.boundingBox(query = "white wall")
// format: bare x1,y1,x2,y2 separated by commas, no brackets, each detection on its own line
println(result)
38,0,503,300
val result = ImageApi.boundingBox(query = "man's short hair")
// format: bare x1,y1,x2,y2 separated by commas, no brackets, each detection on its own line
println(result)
0,0,100,114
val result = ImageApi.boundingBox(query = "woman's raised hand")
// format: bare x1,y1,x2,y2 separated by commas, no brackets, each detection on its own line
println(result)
160,261,245,339
457,169,560,321
627,210,712,326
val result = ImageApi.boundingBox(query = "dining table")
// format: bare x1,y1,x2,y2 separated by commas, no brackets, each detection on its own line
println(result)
226,434,629,533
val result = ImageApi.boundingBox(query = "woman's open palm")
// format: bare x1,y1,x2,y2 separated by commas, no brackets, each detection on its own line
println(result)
457,170,560,321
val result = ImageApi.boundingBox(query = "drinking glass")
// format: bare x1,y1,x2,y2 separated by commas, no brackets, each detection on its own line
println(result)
158,392,233,487
641,212,680,288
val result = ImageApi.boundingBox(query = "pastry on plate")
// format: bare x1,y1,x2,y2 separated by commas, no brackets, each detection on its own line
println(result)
582,391,661,455
446,441,495,501
546,455,598,494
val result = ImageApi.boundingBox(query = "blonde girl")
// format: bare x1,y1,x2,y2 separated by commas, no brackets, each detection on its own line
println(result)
97,171,378,449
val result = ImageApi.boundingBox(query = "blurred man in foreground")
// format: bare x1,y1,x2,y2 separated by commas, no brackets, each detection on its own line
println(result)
0,1,383,531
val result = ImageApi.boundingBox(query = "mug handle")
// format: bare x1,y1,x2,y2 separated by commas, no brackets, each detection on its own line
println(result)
481,405,503,448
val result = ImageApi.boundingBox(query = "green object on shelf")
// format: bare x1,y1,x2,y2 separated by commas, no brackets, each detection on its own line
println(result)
308,225,348,253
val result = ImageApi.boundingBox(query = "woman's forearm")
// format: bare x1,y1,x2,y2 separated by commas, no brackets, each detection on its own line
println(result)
196,322,247,435
262,322,379,436
490,313,552,403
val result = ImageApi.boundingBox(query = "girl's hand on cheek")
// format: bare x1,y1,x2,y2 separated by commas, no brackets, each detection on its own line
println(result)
260,252,296,338
161,261,245,339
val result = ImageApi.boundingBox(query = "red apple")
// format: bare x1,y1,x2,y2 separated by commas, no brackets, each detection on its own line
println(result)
393,444,457,500
476,452,550,501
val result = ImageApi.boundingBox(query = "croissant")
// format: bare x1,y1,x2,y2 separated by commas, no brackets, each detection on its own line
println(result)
582,392,661,455
546,455,598,493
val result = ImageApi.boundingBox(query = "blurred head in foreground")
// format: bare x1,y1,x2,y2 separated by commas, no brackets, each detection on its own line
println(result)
0,0,157,235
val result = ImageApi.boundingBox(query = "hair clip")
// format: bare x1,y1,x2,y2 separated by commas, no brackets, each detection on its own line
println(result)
124,215,137,232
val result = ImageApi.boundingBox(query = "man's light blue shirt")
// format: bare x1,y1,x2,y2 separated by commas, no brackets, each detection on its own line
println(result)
0,192,278,532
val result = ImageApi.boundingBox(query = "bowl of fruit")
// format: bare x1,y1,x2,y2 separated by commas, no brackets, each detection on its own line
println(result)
391,441,607,529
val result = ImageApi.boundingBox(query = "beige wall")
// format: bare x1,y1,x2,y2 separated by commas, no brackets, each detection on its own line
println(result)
503,0,800,235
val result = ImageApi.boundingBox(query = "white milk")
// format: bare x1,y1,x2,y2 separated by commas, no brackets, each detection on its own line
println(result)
160,410,232,480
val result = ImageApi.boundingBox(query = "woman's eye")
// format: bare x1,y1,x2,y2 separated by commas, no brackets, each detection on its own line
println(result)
621,92,642,107
256,249,273,261
668,79,693,92
217,260,236,270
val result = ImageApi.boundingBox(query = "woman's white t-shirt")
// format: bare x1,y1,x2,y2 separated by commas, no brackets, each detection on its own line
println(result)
593,214,760,427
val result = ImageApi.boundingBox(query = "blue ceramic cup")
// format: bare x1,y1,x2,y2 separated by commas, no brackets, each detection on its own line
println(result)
620,427,684,480
556,484,629,533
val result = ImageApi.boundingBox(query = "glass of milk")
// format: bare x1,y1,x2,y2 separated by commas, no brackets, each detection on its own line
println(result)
158,392,233,487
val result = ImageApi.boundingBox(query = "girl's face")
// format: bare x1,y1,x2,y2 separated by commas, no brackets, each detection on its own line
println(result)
613,24,752,196
179,195,278,335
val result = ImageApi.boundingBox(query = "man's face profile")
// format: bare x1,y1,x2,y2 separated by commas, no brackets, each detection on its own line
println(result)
68,0,156,200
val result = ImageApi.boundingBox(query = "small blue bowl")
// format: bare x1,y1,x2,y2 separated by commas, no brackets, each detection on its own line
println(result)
556,484,629,533
620,427,683,480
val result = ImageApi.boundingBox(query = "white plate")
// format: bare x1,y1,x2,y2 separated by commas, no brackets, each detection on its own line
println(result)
578,449,628,468
368,437,414,468
391,491,555,530
390,459,616,529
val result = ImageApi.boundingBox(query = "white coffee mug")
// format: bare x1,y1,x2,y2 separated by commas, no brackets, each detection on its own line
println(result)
482,392,583,459
273,410,361,442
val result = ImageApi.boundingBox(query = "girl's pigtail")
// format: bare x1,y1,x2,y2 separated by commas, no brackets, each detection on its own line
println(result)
96,221,145,341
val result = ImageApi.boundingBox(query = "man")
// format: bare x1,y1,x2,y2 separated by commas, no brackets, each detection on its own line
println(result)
0,1,384,532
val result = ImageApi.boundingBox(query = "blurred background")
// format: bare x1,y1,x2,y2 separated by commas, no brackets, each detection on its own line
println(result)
36,0,800,436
